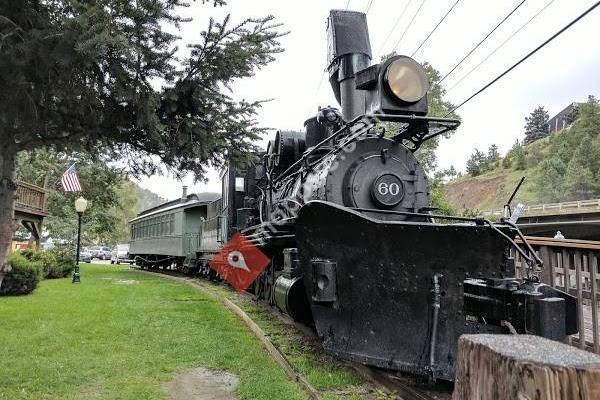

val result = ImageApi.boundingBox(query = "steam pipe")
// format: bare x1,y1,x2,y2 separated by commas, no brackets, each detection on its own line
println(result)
337,54,370,121
429,273,443,379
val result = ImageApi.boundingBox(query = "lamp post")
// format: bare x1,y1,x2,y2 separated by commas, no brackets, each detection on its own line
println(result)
73,197,88,284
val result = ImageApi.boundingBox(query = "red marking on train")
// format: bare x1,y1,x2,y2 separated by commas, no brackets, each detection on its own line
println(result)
209,232,270,292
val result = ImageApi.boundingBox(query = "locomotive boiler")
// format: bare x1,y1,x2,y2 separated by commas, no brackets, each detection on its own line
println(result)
130,9,578,381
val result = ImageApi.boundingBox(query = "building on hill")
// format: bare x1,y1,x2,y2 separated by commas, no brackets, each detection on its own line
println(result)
548,102,579,134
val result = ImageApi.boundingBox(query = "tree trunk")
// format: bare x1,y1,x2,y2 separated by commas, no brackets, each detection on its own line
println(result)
0,147,17,289
452,334,600,400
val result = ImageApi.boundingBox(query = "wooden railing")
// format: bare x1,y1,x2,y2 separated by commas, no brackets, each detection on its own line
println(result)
514,237,600,353
15,181,48,215
483,198,600,217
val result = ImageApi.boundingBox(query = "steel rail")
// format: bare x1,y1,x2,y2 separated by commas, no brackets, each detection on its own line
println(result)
351,366,443,400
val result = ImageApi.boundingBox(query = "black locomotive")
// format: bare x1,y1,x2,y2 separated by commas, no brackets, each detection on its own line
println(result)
130,10,578,381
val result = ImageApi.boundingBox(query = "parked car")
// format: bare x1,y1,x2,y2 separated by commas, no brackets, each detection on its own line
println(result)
110,244,133,265
79,249,92,263
71,248,92,263
88,246,111,260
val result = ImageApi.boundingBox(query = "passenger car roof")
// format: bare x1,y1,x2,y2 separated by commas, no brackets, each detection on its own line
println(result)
129,192,221,223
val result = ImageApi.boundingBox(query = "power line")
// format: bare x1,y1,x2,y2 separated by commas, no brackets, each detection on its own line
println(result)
447,0,555,93
365,0,375,14
439,0,527,83
411,0,462,57
377,0,415,56
445,1,600,117
346,0,351,9
393,0,428,51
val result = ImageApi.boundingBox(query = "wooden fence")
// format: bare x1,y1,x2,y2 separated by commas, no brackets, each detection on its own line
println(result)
514,237,600,353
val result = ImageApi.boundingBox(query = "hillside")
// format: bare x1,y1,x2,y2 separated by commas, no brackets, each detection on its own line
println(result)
132,184,166,212
443,96,600,213
444,169,538,213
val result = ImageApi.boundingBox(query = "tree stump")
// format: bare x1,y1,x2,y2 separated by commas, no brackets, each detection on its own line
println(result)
452,334,600,400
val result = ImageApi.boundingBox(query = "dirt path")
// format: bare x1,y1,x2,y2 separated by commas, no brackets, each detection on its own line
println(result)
163,367,240,400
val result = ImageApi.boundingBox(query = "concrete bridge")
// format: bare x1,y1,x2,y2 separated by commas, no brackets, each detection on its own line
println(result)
14,181,48,247
483,199,600,240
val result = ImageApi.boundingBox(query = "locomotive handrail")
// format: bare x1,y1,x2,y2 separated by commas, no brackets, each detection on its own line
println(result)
272,114,365,184
272,113,460,185
379,113,461,150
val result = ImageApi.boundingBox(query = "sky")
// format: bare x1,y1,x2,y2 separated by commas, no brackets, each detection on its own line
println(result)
135,0,600,201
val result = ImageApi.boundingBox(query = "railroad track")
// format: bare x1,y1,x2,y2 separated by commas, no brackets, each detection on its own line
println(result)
265,307,448,400
354,366,451,400
131,266,451,400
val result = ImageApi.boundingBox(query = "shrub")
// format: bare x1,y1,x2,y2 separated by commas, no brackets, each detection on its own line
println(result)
0,252,43,296
21,248,75,279
52,248,76,278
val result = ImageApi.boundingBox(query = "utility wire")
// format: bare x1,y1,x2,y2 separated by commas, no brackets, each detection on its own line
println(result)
445,1,600,116
411,0,462,57
365,0,375,14
439,0,527,83
377,0,415,56
346,0,351,9
393,0,428,51
447,0,555,93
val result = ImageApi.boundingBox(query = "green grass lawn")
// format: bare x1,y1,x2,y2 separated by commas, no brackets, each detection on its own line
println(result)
199,281,379,400
0,264,306,400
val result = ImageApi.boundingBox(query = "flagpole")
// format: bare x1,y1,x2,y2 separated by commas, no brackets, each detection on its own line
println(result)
54,162,77,188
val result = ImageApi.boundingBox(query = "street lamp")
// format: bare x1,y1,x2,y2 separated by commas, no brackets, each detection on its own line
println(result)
73,197,88,284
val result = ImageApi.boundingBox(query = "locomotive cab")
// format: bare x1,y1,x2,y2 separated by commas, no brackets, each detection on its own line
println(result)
220,157,264,240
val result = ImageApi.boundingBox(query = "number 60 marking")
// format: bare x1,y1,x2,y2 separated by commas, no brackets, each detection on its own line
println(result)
377,182,400,196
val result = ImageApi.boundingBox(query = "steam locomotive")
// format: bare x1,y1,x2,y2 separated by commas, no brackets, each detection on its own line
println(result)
129,10,578,381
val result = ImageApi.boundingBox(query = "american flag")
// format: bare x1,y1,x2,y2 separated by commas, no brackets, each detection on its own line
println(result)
59,164,82,192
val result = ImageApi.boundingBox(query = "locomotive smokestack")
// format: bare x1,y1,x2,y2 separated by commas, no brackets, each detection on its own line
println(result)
181,186,188,202
326,10,372,121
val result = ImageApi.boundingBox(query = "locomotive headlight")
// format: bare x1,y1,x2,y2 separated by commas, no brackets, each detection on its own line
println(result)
384,57,429,103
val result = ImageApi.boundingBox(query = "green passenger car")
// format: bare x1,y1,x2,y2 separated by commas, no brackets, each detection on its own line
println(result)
128,190,222,272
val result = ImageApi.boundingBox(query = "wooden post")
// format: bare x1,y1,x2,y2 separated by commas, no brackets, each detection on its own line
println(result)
453,335,600,400
591,252,599,353
539,246,553,285
575,250,586,348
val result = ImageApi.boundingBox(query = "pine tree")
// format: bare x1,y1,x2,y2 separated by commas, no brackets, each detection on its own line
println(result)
514,145,527,170
536,158,567,202
505,141,527,170
572,96,600,138
524,106,550,144
466,149,486,176
563,135,598,200
486,144,500,170
564,103,580,126
487,144,500,162
0,1,285,282
444,165,458,178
